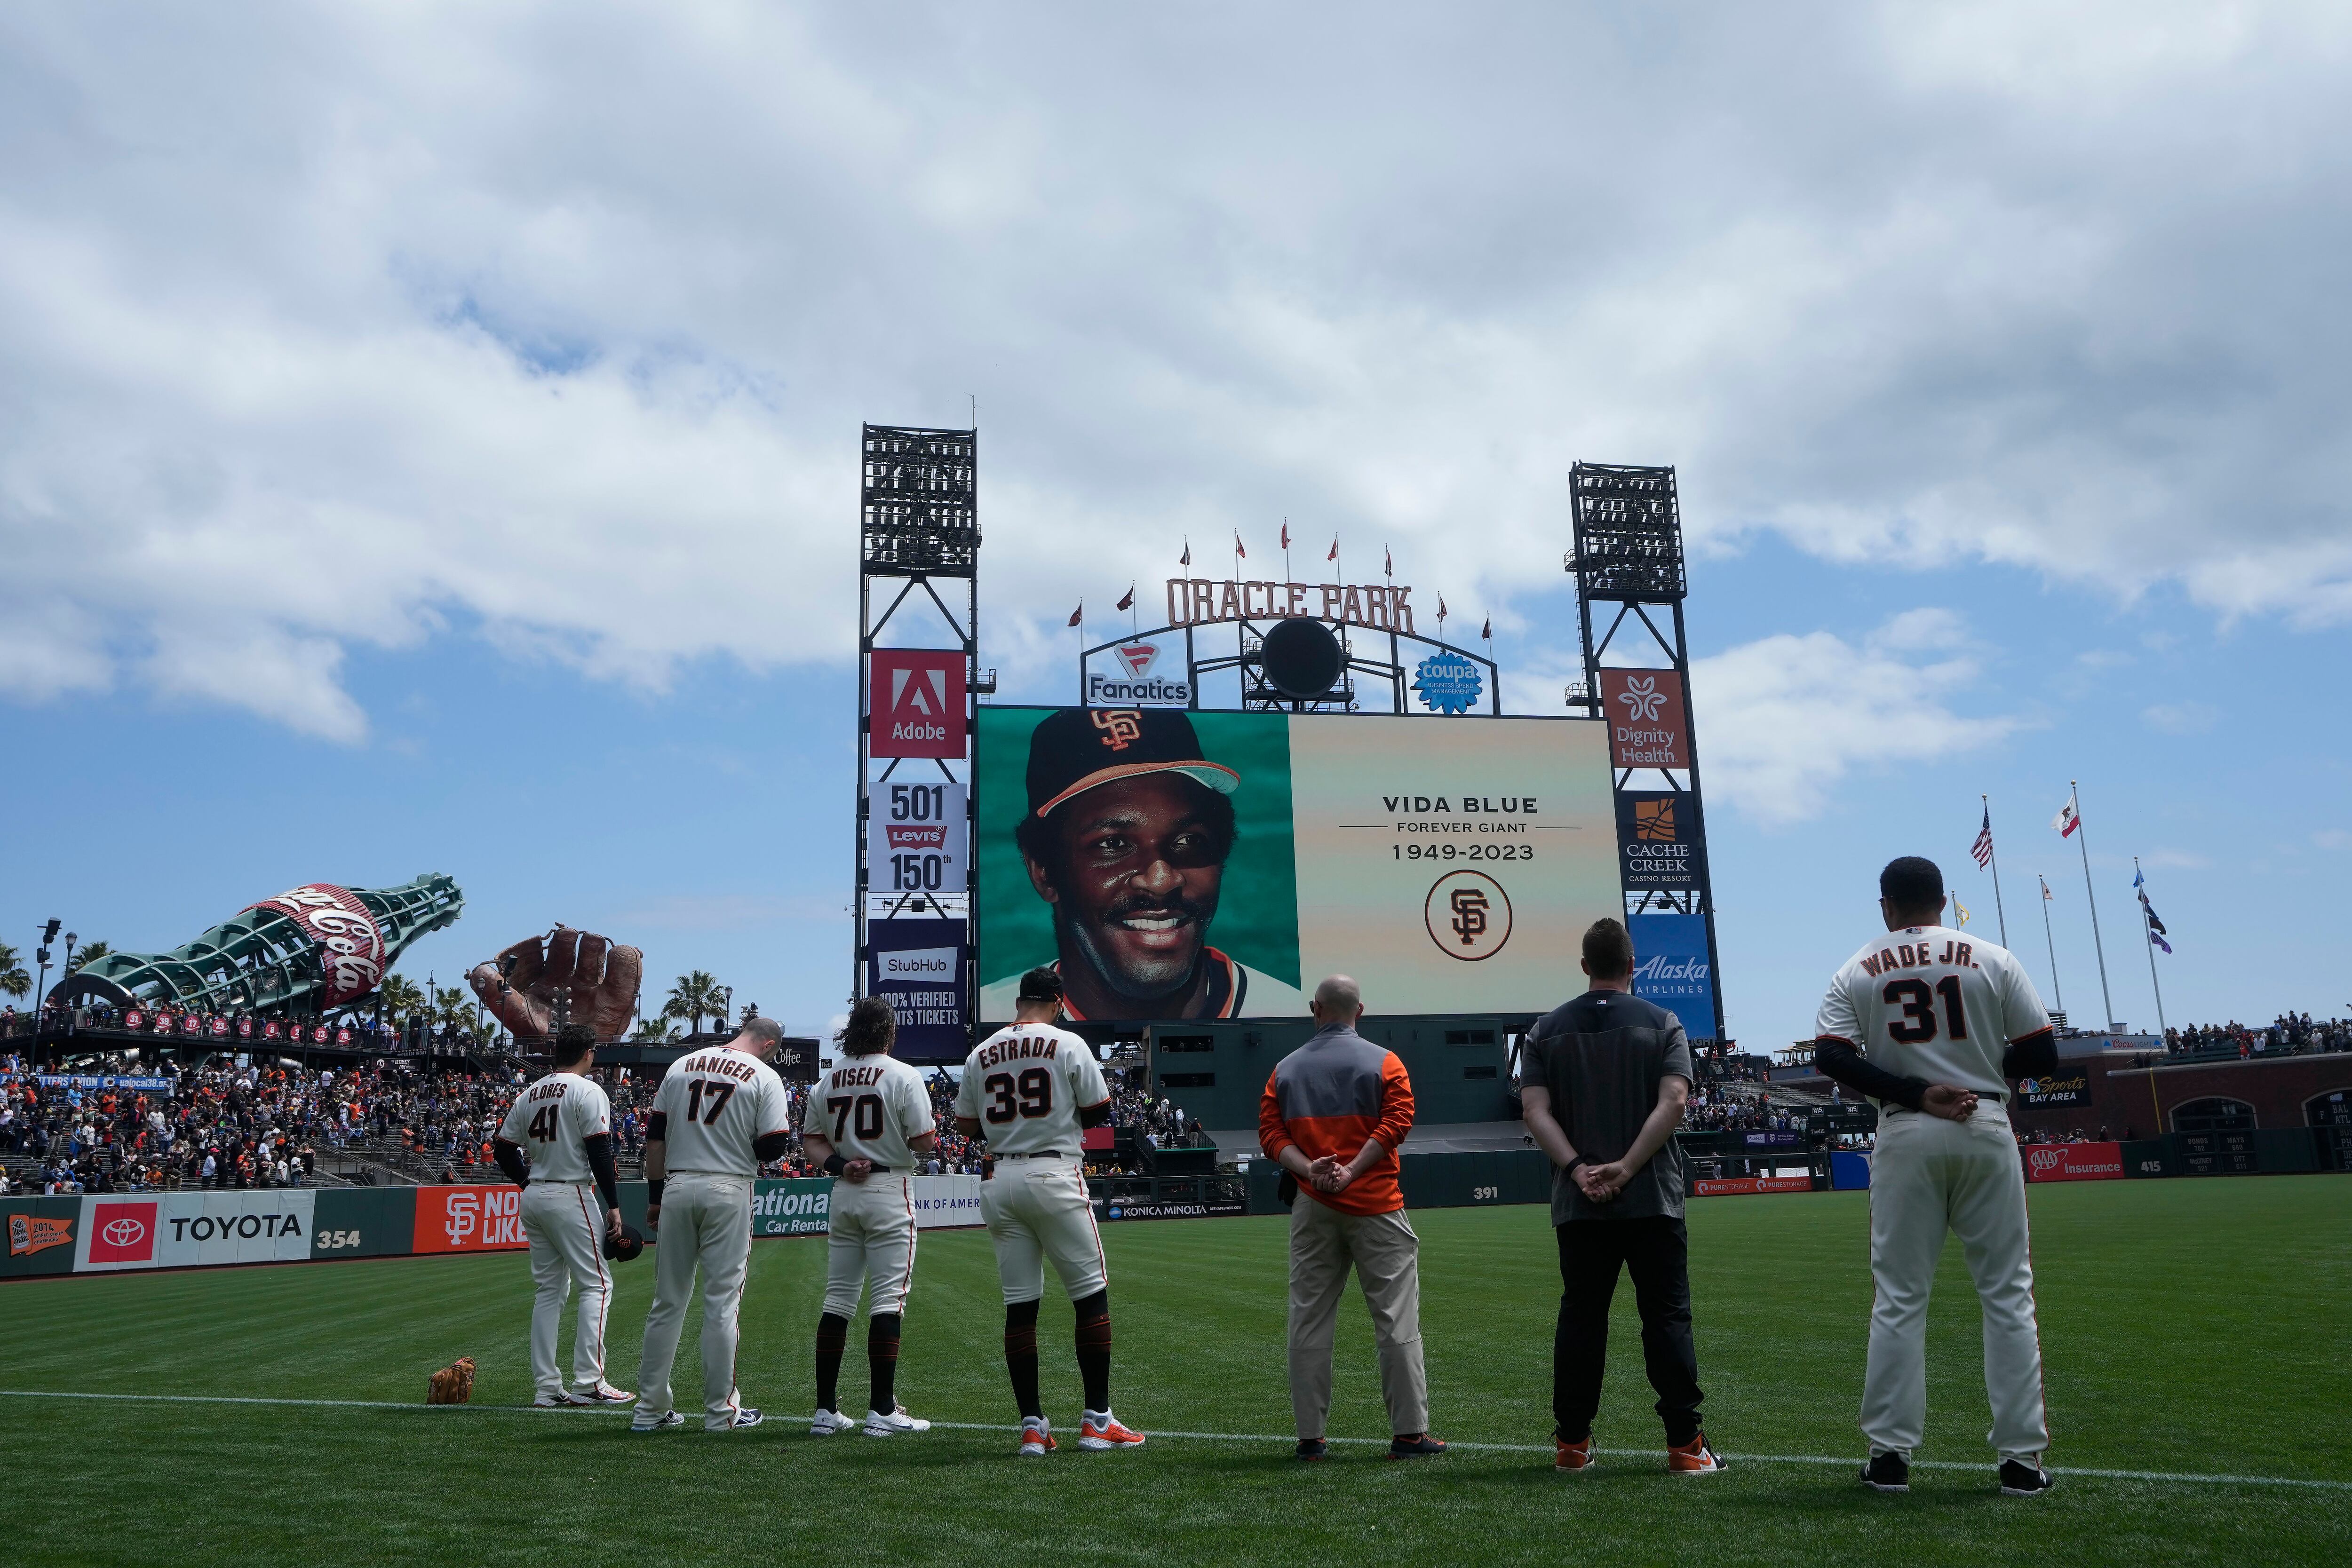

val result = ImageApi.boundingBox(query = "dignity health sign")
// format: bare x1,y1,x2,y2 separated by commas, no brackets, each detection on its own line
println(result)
74,1191,318,1273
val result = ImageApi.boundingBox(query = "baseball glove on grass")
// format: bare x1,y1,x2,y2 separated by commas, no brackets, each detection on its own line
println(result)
427,1357,477,1404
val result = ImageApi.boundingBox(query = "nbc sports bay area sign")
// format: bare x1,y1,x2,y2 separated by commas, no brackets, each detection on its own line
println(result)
1085,640,1192,707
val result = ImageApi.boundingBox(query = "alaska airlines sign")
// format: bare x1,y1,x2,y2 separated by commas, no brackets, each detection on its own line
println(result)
1165,578,1417,635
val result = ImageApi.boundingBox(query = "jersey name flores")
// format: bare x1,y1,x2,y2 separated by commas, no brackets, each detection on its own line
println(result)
498,1072,610,1184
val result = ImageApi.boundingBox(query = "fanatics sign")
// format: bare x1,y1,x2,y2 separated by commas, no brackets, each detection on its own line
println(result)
870,649,968,759
1600,669,1691,769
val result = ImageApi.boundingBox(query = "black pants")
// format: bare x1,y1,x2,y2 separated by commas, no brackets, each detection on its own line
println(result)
1554,1217,1703,1445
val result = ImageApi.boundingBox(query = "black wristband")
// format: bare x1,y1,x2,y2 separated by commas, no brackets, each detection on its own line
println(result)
645,1179,663,1206
1564,1156,1586,1175
822,1153,847,1176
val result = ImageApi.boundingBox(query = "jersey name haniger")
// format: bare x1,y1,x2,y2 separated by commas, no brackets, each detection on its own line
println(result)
679,1051,761,1083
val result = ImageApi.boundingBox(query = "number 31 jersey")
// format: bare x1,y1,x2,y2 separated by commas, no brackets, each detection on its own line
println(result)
1814,924,2052,1099
801,1053,933,1170
651,1046,793,1177
956,1023,1111,1156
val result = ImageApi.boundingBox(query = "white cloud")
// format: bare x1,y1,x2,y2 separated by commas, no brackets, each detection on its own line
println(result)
1,3,2349,736
2316,830,2352,852
2143,701,2218,735
1689,612,2018,825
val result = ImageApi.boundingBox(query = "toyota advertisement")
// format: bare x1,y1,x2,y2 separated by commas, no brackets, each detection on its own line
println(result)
72,1192,319,1273
975,706,1619,1022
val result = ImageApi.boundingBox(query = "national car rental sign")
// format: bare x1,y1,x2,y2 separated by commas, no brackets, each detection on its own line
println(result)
870,650,967,760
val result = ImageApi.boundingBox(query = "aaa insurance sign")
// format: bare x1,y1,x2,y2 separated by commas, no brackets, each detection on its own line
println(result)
871,649,967,758
75,1192,318,1272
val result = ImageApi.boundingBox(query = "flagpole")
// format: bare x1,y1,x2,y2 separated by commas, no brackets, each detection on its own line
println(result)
2136,856,2168,1037
1984,793,2010,949
2038,875,2065,1016
1073,603,1083,703
2073,779,2116,1030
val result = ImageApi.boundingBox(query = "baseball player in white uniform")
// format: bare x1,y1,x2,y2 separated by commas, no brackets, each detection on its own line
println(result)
803,996,939,1438
493,1024,632,1407
633,1016,795,1433
1812,856,2058,1497
954,966,1143,1457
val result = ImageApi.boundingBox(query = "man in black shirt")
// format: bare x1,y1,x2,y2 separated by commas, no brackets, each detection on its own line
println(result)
1520,918,1724,1475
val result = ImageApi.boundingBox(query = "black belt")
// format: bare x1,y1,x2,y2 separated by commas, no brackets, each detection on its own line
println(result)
1887,1091,2003,1114
996,1150,1065,1159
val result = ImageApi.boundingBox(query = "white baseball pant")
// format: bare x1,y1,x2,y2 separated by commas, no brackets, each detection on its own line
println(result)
1863,1104,2050,1463
824,1173,919,1318
520,1180,612,1397
635,1172,754,1429
981,1155,1106,1305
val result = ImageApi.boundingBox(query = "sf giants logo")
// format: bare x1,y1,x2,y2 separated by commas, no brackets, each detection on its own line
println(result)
1092,710,1143,751
1425,870,1511,961
444,1190,481,1247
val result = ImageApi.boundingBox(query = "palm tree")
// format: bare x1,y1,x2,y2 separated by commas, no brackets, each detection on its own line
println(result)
631,1015,682,1042
0,942,28,1000
64,940,111,975
378,973,425,1023
709,985,734,1032
432,985,475,1033
663,971,725,1037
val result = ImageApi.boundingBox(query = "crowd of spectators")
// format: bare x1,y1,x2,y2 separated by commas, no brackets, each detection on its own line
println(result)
2162,1013,2351,1060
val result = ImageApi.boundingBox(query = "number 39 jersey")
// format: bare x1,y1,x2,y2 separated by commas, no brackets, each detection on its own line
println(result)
801,1053,933,1170
956,1023,1111,1156
651,1046,793,1177
497,1071,611,1183
1814,924,2052,1099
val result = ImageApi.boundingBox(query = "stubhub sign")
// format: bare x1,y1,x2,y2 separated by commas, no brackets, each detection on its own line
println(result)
867,917,970,1063
879,946,959,982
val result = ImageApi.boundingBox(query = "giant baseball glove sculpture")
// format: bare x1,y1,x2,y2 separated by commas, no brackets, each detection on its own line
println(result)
467,927,644,1045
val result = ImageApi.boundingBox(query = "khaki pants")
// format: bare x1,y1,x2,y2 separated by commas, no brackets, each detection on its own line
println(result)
1864,1106,2049,1462
521,1180,612,1396
1287,1199,1428,1439
636,1172,753,1429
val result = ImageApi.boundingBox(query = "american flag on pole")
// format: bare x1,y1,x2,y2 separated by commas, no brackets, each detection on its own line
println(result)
1971,805,1995,867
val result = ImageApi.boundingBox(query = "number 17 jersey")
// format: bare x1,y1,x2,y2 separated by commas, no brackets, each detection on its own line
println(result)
1814,924,2052,1099
957,1023,1110,1156
652,1045,793,1176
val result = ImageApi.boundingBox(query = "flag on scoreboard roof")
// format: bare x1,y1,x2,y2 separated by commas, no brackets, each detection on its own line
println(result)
1481,616,1491,639
1971,805,1995,867
1116,584,1134,611
1180,537,1191,567
2051,789,2080,837
1233,530,1246,558
1067,602,1082,628
1384,545,1392,577
1327,536,1338,562
1279,520,1290,550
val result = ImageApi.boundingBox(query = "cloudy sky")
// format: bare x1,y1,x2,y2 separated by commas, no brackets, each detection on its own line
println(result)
4,2,2348,1045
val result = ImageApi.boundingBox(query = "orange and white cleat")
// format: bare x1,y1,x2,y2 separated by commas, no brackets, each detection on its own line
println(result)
1079,1410,1146,1450
1556,1433,1595,1473
1667,1432,1728,1474
1019,1416,1057,1457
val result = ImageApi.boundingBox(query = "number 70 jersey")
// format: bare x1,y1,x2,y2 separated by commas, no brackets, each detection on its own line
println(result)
650,1045,794,1177
1814,924,2052,1098
956,1022,1111,1156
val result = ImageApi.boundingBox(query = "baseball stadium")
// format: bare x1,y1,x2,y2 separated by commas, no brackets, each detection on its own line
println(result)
6,12,2352,1568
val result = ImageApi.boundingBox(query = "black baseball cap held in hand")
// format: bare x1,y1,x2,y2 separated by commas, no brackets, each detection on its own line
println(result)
604,1221,646,1263
1024,707,1239,819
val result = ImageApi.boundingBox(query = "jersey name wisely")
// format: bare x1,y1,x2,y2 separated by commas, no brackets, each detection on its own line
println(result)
653,1047,792,1176
801,1053,933,1171
1814,925,2052,1099
497,1072,610,1184
956,1024,1110,1156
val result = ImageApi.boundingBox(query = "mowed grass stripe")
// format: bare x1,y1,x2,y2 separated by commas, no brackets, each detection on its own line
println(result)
4,1390,2345,1490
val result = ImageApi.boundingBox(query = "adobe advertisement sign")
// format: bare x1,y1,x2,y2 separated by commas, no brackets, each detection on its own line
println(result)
247,884,386,1008
412,1185,528,1253
1629,912,1718,1041
74,1192,318,1272
870,649,967,759
2024,1142,2124,1182
866,779,968,905
1613,791,1707,889
867,917,971,1061
1600,668,1690,769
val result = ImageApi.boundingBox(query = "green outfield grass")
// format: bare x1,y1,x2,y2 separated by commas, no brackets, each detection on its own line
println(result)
2,1177,2346,1566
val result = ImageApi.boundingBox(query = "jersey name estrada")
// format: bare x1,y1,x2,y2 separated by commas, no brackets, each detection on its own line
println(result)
956,1024,1110,1156
653,1046,792,1177
497,1072,610,1184
802,1053,933,1171
1814,925,2052,1099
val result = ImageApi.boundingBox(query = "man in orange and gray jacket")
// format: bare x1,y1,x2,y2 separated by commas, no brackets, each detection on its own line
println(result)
1258,975,1445,1460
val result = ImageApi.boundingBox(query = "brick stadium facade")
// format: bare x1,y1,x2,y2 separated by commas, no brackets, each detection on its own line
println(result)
2009,1053,2352,1142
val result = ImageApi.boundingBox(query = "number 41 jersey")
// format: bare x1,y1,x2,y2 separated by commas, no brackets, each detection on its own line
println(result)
651,1045,793,1177
956,1022,1111,1156
1814,924,2052,1100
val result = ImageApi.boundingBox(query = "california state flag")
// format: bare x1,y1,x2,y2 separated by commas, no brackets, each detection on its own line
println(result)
2051,790,2080,838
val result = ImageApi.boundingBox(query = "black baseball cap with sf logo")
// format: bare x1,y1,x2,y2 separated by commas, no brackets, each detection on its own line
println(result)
1023,707,1240,819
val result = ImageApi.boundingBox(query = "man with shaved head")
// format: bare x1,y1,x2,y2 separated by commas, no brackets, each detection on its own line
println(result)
1258,976,1444,1460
